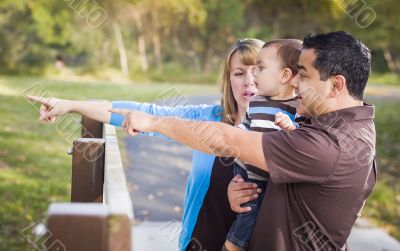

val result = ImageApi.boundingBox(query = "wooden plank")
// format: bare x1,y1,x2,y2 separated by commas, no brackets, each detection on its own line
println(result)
103,124,133,251
103,124,134,219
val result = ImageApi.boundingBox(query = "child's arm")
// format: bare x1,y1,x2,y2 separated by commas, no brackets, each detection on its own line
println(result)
274,112,297,132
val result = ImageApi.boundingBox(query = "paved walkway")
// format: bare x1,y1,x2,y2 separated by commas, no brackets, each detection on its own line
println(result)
124,95,219,221
124,94,400,250
132,220,400,251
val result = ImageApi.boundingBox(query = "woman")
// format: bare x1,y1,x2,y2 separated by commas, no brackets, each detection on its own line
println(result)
28,38,263,251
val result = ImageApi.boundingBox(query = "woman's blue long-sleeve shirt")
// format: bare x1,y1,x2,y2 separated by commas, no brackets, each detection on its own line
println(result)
109,101,223,251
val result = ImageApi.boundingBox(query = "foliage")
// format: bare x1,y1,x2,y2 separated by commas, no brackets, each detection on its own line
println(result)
0,0,399,77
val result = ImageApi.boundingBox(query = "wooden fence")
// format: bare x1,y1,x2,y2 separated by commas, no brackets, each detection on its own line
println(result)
44,116,134,251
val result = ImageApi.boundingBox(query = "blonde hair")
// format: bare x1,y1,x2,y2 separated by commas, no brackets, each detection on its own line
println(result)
219,38,264,125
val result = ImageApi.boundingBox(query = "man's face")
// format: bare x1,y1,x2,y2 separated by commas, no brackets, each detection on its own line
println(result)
294,49,334,117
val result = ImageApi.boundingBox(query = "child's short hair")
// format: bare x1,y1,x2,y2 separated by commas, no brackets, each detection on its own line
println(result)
263,39,302,76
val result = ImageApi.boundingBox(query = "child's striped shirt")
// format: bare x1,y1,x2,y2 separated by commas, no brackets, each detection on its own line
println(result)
236,95,297,181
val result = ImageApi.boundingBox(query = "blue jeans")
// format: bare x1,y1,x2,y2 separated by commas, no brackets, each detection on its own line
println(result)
226,164,267,250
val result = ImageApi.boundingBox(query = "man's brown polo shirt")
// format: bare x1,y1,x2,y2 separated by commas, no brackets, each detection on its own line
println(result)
248,104,377,251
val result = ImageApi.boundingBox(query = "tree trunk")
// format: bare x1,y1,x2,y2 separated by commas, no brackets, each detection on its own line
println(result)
112,23,129,76
101,39,111,66
151,12,162,71
203,49,213,74
132,10,149,72
202,42,214,74
172,36,200,71
383,48,398,74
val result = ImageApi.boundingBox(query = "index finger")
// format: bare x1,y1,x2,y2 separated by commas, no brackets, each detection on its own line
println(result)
27,95,50,105
108,108,130,116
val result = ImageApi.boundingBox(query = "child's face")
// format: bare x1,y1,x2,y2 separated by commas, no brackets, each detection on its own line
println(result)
253,46,284,97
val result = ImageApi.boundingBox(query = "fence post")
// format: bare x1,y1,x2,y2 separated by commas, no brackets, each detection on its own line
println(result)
81,116,103,138
45,203,132,251
107,214,132,251
70,116,106,202
46,203,109,251
71,138,105,202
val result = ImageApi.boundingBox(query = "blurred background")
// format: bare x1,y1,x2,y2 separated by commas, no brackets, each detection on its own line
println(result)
1,0,400,82
0,0,399,250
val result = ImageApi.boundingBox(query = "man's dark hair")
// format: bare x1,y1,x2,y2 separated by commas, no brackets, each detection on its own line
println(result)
303,31,371,100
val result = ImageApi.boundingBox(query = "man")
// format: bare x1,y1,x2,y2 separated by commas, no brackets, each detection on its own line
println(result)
110,31,376,250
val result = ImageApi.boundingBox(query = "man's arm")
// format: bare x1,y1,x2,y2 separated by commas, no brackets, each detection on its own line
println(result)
156,116,268,170
109,108,268,171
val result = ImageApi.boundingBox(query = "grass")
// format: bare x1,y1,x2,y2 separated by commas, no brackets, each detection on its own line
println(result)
363,97,400,239
369,73,400,86
0,75,399,249
0,75,217,250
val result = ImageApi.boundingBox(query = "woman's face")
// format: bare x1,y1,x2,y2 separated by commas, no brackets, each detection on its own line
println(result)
229,52,258,112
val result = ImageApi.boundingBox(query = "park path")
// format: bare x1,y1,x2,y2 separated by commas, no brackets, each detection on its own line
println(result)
124,95,220,221
125,91,400,251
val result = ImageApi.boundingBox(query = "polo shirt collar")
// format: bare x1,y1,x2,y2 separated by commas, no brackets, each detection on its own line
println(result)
308,103,375,127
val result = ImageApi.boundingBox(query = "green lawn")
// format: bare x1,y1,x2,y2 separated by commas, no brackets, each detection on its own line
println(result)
369,73,400,86
0,75,399,250
364,97,400,238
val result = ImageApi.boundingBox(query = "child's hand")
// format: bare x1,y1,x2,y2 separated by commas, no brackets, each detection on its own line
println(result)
275,112,296,132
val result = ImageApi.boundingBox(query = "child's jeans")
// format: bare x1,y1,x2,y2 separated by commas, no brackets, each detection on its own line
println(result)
226,164,267,250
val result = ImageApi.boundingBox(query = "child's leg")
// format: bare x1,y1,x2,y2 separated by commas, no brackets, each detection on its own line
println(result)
225,179,267,251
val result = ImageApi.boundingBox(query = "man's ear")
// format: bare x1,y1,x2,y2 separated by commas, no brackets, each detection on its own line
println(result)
330,75,346,98
281,68,293,84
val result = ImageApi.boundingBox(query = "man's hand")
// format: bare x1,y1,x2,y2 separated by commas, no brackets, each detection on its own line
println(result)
227,175,262,213
108,108,155,136
275,112,296,132
27,95,70,122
